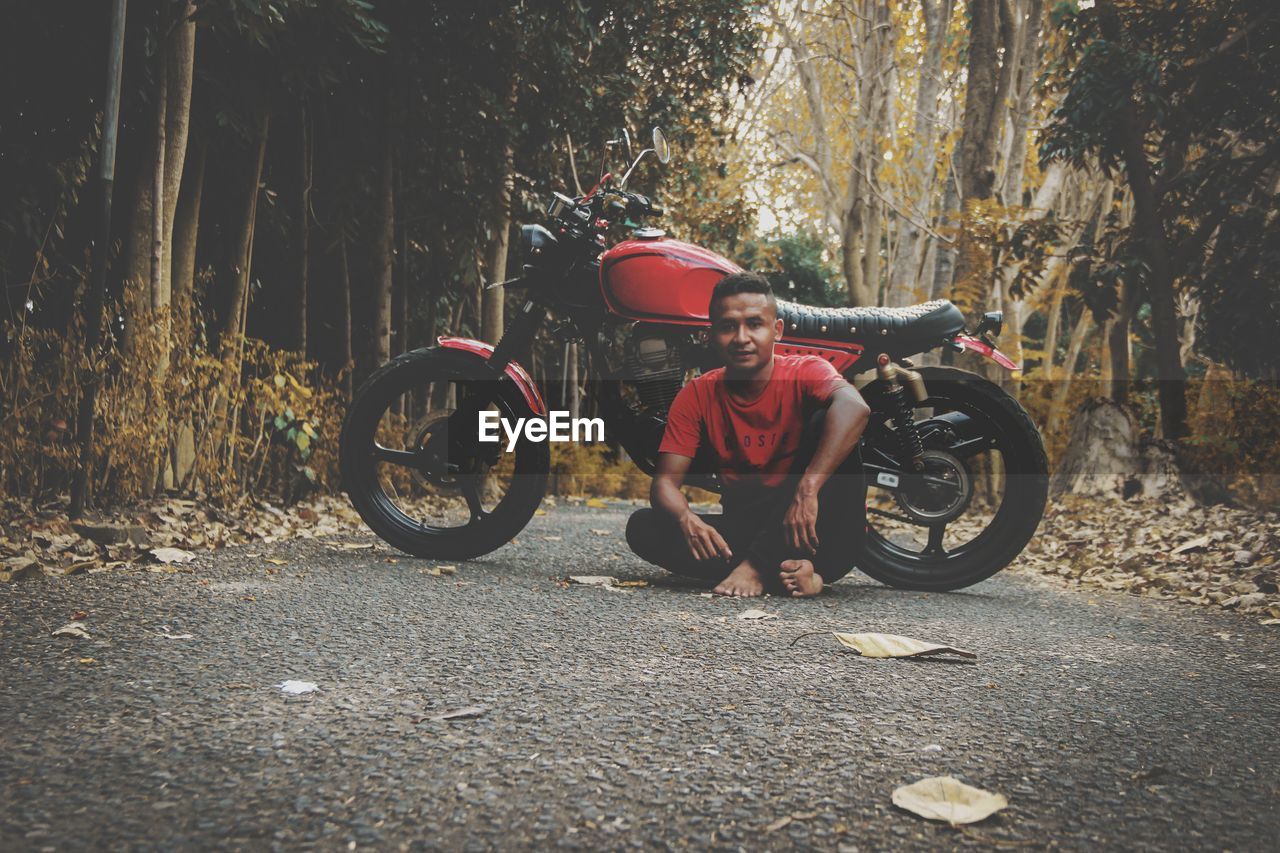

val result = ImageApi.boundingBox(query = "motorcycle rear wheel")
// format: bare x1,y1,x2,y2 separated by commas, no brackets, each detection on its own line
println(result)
856,366,1048,591
339,347,549,560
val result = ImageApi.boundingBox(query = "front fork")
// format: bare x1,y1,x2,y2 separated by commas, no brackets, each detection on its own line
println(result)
446,298,547,462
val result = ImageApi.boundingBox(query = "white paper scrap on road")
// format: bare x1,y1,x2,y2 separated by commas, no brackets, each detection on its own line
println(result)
278,680,319,695
567,576,629,593
891,776,1007,824
52,621,91,639
738,608,777,620
832,632,975,659
151,547,197,564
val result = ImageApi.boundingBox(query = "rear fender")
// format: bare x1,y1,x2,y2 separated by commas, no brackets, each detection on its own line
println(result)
953,334,1019,371
437,336,548,415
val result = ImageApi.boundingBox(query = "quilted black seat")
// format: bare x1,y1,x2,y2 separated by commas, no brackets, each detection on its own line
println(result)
776,299,965,353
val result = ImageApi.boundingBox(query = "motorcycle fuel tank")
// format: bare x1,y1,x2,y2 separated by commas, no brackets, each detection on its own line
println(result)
599,235,742,325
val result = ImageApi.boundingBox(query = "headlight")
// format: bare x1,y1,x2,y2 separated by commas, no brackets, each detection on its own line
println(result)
521,224,560,274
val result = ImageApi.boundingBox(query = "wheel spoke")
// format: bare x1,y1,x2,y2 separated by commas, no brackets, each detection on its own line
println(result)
923,523,947,556
373,443,420,468
459,476,488,524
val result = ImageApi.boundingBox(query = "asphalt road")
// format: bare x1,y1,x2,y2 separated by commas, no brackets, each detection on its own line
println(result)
2,504,1278,851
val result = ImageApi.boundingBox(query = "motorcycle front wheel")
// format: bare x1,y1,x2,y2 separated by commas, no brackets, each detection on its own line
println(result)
339,347,549,560
856,366,1048,591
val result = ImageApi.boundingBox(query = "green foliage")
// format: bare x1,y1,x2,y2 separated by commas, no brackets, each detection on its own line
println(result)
738,230,844,307
1041,0,1280,377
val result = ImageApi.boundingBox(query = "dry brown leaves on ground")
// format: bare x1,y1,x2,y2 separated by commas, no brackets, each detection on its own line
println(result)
1015,495,1279,623
0,494,367,581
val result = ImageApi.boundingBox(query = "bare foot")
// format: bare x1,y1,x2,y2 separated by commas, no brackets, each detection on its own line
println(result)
780,559,824,597
712,560,765,597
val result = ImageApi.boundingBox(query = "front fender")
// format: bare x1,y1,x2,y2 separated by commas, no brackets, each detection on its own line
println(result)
437,336,548,415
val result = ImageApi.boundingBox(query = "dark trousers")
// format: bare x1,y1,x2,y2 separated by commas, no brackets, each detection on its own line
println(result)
626,411,867,591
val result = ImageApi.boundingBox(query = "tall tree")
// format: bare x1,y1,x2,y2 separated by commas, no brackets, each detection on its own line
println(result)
1042,0,1280,435
888,0,955,307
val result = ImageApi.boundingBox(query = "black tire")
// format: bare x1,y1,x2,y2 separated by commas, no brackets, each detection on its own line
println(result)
856,366,1048,591
339,347,549,560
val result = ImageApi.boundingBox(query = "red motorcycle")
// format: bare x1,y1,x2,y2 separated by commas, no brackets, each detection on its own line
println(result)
339,128,1048,591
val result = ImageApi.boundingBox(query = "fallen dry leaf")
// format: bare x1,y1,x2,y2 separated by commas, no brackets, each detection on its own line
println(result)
432,705,487,721
763,816,792,833
264,558,288,566
585,498,608,508
150,547,197,565
891,776,1008,825
567,575,629,593
738,608,777,620
832,632,976,660
589,529,611,536
52,621,91,639
1171,535,1211,555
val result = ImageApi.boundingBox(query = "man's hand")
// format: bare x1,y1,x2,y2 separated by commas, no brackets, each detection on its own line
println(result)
679,512,733,562
785,486,820,555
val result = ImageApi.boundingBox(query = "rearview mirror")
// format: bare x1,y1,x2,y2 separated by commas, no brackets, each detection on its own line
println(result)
653,127,670,164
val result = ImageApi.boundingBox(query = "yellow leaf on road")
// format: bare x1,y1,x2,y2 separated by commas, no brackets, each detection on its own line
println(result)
891,776,1007,825
832,632,975,659
585,498,608,508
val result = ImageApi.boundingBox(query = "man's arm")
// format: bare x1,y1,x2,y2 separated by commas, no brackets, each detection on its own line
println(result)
785,385,871,555
652,453,734,562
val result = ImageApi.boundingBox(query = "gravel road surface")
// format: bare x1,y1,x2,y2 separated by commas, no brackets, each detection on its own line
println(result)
2,504,1278,850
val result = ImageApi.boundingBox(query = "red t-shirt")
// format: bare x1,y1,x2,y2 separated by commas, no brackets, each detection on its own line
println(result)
659,355,847,492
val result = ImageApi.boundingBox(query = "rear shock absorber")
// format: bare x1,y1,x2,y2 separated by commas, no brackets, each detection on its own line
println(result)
876,354,927,473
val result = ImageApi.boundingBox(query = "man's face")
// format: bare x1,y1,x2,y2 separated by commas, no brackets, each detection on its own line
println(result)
709,292,783,376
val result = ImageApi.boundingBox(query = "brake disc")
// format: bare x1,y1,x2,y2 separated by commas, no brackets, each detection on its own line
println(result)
406,411,479,491
894,449,973,524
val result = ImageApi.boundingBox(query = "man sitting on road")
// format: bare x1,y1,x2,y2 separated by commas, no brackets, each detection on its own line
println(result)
626,272,871,598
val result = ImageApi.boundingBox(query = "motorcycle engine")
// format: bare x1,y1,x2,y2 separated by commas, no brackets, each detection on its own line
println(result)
624,327,687,413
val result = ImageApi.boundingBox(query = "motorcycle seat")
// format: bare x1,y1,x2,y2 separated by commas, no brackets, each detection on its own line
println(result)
776,299,966,351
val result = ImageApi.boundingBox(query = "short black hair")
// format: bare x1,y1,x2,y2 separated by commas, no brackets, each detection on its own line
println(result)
709,271,777,319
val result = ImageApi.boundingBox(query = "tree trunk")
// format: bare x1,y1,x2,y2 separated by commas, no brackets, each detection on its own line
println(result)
213,104,268,463
222,108,269,349
1050,398,1188,502
930,172,960,300
171,135,206,327
841,160,872,306
1046,305,1092,437
1105,275,1139,403
160,1,196,310
369,103,395,374
864,198,884,303
170,134,206,491
949,0,1004,311
999,0,1044,204
337,233,353,399
294,100,311,355
482,163,513,344
69,0,127,518
888,0,953,307
1095,0,1187,440
567,342,581,421
482,78,519,345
